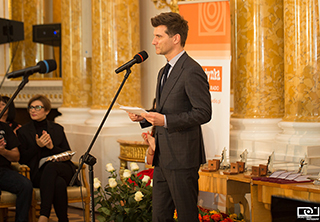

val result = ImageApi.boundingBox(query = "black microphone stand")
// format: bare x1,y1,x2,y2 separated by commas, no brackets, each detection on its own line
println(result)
69,68,133,222
0,75,30,119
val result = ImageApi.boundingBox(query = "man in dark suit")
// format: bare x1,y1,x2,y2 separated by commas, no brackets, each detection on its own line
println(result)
128,12,211,222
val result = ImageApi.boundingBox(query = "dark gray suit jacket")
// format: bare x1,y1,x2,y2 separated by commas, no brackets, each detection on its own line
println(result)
143,52,212,170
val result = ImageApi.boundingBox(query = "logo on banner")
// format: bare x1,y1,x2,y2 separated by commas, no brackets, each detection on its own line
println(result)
203,66,222,92
199,2,227,37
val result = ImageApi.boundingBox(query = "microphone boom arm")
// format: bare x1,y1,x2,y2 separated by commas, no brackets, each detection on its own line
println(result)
69,68,133,222
0,75,30,119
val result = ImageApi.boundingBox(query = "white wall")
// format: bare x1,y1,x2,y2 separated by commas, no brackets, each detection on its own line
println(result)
139,0,168,109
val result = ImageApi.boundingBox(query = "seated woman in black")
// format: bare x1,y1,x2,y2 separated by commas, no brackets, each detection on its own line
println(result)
17,94,76,222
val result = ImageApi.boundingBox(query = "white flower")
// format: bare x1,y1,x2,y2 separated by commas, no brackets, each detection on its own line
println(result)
93,178,101,189
150,179,153,187
108,178,117,188
142,175,150,183
134,191,144,202
106,163,115,172
130,162,139,171
123,169,132,179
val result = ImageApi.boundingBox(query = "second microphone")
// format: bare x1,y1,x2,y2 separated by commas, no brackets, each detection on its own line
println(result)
115,51,148,74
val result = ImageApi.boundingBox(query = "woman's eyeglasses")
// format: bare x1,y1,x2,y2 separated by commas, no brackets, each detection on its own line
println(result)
28,105,44,111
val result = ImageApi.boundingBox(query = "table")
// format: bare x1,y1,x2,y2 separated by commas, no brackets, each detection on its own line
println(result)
199,169,251,221
199,169,320,222
251,180,320,222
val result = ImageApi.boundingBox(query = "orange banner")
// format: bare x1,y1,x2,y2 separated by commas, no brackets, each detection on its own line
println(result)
179,1,231,161
179,1,230,55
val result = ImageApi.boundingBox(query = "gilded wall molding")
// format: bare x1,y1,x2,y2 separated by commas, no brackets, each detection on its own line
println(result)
1,80,63,108
152,0,193,12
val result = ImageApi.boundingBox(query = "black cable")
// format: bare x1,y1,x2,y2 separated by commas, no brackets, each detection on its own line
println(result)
78,156,86,221
51,44,58,77
0,41,20,89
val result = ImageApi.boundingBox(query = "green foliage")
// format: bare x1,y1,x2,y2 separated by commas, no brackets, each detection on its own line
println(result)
94,165,153,222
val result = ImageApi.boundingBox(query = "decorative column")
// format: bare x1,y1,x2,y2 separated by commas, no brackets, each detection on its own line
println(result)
11,0,44,74
87,0,141,125
55,0,92,124
1,0,9,75
276,0,320,145
61,0,143,187
230,0,284,158
53,0,61,78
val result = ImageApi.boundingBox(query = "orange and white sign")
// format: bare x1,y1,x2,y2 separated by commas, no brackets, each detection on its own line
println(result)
179,0,230,59
179,0,230,159
204,66,222,92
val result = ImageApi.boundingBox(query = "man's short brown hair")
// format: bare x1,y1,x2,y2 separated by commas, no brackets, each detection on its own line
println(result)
151,12,189,47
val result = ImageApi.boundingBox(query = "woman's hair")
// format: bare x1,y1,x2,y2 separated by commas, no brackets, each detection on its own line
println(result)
28,94,51,112
0,96,16,123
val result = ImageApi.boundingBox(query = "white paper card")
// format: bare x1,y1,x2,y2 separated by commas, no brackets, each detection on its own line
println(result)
294,175,312,182
278,171,294,179
285,173,301,180
269,170,287,178
120,106,148,115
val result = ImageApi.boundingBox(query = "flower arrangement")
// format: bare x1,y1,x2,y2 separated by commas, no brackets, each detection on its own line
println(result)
94,162,153,222
174,206,245,222
94,163,244,222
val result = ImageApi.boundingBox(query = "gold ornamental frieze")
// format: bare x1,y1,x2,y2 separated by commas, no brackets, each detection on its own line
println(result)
118,140,149,162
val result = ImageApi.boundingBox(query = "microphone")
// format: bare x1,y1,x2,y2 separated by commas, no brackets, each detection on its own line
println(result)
115,51,148,74
7,59,57,79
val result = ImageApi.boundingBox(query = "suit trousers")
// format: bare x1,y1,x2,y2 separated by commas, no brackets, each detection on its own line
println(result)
152,166,200,222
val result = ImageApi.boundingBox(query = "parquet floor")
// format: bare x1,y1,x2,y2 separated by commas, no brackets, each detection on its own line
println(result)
6,206,99,222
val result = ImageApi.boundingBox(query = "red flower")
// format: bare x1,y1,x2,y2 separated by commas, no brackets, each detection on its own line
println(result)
211,213,222,222
196,206,237,222
222,218,234,222
198,206,210,213
202,215,211,222
220,212,229,219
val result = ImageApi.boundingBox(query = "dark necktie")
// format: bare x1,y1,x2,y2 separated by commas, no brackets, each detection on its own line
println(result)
160,63,171,95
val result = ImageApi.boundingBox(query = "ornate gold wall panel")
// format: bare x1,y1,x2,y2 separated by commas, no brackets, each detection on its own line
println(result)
11,0,44,76
231,0,284,119
53,0,61,77
61,0,92,107
152,0,192,13
91,0,141,109
283,0,320,122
